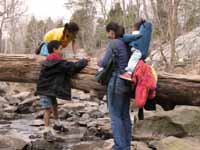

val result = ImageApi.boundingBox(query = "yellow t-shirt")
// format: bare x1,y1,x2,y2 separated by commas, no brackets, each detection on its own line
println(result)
43,27,76,48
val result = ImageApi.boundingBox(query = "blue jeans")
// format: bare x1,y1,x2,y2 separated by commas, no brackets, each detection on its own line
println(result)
107,73,132,150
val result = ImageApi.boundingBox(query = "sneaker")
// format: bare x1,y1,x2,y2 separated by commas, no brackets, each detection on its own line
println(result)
119,72,132,81
43,130,57,142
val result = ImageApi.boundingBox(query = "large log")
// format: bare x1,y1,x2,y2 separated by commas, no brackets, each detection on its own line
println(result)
0,54,200,110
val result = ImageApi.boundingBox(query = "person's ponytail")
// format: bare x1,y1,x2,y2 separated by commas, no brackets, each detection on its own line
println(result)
61,23,69,41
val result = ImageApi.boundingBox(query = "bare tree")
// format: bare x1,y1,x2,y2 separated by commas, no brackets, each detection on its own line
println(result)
167,0,181,65
97,0,108,22
142,0,150,20
0,0,26,53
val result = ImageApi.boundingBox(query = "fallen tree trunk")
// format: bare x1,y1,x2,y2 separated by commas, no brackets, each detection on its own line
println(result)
0,54,200,110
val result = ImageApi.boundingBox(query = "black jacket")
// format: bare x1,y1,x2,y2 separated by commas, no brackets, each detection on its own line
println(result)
35,59,88,100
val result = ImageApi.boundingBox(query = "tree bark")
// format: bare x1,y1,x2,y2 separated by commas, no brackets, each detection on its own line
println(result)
0,54,200,110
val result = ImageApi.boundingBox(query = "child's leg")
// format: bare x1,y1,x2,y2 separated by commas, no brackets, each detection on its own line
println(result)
40,96,53,130
51,98,62,127
125,49,142,73
44,108,51,127
51,97,58,120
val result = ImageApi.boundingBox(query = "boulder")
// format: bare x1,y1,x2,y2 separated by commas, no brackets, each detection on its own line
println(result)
148,136,200,150
133,106,200,139
0,135,27,150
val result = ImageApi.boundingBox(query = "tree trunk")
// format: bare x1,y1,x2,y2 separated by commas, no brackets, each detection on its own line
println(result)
0,54,200,110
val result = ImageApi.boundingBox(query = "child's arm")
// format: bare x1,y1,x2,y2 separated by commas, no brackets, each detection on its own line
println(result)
60,59,88,76
122,34,142,43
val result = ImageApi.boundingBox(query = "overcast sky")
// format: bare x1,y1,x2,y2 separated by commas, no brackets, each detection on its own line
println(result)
27,0,71,21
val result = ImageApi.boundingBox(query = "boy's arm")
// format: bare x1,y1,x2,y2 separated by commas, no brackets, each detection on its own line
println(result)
122,34,142,43
60,59,88,76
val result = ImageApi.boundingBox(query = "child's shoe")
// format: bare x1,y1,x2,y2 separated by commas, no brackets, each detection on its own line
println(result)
119,72,132,81
43,128,56,142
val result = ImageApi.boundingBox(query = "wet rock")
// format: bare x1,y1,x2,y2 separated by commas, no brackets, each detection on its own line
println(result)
98,103,108,114
4,105,18,113
16,97,38,114
0,82,8,96
5,95,21,105
0,96,9,109
57,98,68,105
0,111,19,120
61,102,85,110
16,105,34,114
0,135,27,150
79,93,90,100
35,110,44,119
70,140,113,150
12,91,31,101
133,106,200,139
132,141,151,150
26,140,64,150
30,119,44,127
83,118,112,140
148,136,200,150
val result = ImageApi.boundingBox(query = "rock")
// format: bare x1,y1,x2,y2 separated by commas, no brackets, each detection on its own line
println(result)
16,97,38,114
61,101,85,110
16,105,34,114
79,93,90,100
29,119,44,127
133,106,200,139
82,113,90,119
0,135,27,150
5,95,21,105
98,103,108,114
132,141,151,150
0,96,8,104
12,91,31,100
152,27,200,61
84,118,112,140
19,96,38,106
0,96,9,109
35,110,44,119
26,140,63,150
148,136,200,150
70,140,113,150
3,105,18,113
0,82,8,96
0,111,19,120
57,98,67,105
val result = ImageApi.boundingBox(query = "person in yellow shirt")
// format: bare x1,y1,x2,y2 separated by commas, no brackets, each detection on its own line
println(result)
39,22,79,56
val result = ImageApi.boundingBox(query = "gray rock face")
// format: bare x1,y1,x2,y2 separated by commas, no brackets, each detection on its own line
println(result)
148,136,200,150
0,135,27,150
0,82,8,96
133,106,200,139
151,26,200,64
26,140,64,150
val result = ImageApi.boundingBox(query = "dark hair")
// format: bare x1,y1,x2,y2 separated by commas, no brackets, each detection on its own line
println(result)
106,22,125,38
133,19,146,30
47,40,62,54
61,22,79,41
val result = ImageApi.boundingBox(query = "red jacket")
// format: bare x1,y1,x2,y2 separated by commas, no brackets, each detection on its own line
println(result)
132,60,156,108
47,53,63,61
